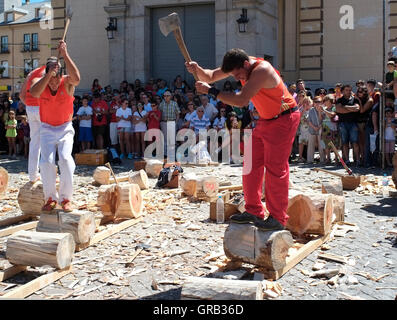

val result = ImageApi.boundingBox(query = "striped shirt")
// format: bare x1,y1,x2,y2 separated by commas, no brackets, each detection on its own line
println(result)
190,114,210,134
159,100,180,121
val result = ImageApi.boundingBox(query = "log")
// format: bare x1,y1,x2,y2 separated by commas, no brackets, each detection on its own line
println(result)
0,166,8,194
332,195,345,223
322,179,344,196
145,159,163,178
128,170,149,190
286,190,334,236
181,277,263,300
6,230,75,269
181,174,219,199
17,181,46,216
223,223,294,271
180,172,198,196
36,210,96,244
115,184,143,219
93,166,111,185
97,184,117,216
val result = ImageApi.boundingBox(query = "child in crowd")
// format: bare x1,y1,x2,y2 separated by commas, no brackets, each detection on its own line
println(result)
116,98,132,160
5,110,17,158
307,96,325,164
133,103,148,159
77,97,93,151
19,115,30,158
321,94,339,164
147,101,161,147
385,107,396,167
298,96,312,162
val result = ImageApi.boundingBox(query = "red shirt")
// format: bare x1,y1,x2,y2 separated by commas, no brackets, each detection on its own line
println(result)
241,58,296,120
109,101,119,123
39,77,74,126
25,66,46,106
92,100,109,126
148,110,161,129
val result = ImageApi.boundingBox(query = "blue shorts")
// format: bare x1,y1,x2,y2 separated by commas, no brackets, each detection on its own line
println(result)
79,127,93,142
339,122,358,145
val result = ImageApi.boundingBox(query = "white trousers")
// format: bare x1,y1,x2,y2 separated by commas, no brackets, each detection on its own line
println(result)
109,122,118,146
307,133,325,163
160,121,176,161
26,106,41,181
40,121,75,202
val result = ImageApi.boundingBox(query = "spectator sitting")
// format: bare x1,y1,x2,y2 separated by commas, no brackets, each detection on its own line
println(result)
183,101,196,128
200,94,218,124
190,106,210,137
76,97,94,151
225,111,241,131
213,106,227,130
91,79,102,94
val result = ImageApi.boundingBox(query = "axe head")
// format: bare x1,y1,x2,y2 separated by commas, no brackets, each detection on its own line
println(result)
65,5,73,20
159,12,181,37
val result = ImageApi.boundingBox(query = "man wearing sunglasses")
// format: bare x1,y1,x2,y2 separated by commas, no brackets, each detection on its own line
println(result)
186,48,300,232
30,40,80,212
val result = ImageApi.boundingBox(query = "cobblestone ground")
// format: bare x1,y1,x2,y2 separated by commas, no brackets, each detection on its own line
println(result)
0,155,396,301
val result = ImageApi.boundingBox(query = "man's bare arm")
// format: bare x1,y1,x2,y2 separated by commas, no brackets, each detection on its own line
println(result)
185,62,229,84
29,72,53,98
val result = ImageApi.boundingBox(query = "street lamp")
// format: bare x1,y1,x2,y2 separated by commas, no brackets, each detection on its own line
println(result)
106,18,117,40
236,9,249,33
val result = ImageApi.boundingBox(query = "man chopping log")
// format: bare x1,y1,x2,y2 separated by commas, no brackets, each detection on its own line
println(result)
186,48,300,231
19,65,46,183
30,40,80,212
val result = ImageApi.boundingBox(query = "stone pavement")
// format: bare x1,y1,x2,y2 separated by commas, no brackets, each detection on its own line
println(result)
0,155,396,300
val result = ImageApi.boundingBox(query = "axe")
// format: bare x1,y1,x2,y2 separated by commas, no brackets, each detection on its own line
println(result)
159,12,199,81
57,6,73,60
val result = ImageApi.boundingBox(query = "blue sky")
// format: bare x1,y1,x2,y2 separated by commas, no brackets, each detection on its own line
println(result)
23,0,46,3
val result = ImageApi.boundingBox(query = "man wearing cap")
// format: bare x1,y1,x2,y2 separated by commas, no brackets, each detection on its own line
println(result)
20,65,46,183
186,48,300,231
30,40,80,212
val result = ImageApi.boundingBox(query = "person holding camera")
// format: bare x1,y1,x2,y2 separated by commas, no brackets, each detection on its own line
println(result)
29,40,80,212
92,91,109,150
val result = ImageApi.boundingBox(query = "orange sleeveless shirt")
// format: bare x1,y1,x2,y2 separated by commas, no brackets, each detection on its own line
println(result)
25,66,46,106
241,58,297,120
39,77,75,126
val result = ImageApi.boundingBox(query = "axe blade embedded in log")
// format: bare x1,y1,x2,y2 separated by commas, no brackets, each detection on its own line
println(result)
158,12,199,81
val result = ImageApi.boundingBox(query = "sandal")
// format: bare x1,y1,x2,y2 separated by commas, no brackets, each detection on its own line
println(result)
42,197,57,211
61,199,73,212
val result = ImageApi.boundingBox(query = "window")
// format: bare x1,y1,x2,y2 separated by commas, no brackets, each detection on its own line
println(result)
1,36,9,53
23,34,30,51
1,61,8,78
32,58,39,70
32,33,38,51
24,59,33,76
6,13,13,23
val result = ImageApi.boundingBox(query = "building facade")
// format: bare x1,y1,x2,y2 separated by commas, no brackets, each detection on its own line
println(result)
51,0,393,93
0,0,51,95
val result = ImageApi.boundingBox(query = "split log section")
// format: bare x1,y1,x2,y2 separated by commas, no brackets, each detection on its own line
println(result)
93,167,149,190
6,230,75,269
17,181,47,216
0,166,8,194
181,277,263,300
181,173,219,199
36,211,96,244
286,190,334,236
223,224,294,271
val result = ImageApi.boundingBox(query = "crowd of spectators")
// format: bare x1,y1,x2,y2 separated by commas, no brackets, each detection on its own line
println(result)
0,70,396,168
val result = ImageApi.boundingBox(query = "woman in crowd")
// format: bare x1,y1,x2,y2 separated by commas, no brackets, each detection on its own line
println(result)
321,94,339,164
307,96,325,164
356,86,374,166
298,96,312,163
173,75,189,93
116,98,133,160
132,103,148,159
91,79,102,94
213,107,227,130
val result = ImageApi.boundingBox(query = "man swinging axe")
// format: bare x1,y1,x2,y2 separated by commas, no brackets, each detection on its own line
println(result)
186,48,300,231
30,40,80,212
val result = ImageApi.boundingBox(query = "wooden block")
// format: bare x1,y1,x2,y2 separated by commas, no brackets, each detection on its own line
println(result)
0,221,38,238
133,160,147,172
181,277,263,300
75,150,108,166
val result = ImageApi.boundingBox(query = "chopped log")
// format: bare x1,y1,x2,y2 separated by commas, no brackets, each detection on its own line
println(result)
115,184,143,219
181,174,219,199
97,184,117,217
128,170,149,190
180,172,198,196
93,166,111,185
181,277,263,300
0,166,8,194
286,190,334,236
322,179,344,196
36,210,96,244
332,195,345,223
17,181,46,216
223,223,294,271
6,230,75,269
133,160,147,171
145,159,163,178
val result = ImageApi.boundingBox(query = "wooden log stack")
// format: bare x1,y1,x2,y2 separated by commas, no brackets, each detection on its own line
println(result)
6,230,75,269
97,183,143,220
36,210,96,244
223,224,294,271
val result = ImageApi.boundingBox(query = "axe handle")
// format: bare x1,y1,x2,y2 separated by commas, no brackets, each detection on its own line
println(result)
57,18,71,59
328,141,353,175
173,27,199,81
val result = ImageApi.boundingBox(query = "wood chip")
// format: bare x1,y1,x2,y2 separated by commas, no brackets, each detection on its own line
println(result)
167,249,190,257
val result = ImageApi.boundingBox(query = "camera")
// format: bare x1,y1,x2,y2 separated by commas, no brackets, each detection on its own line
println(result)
97,113,103,122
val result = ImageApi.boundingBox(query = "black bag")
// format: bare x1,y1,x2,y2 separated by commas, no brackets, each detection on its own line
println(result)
155,165,183,188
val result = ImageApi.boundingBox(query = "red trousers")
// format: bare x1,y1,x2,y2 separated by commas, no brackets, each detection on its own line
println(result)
243,111,301,225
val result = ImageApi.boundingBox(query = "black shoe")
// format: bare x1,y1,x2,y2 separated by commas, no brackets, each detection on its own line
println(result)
254,216,285,231
230,212,258,224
